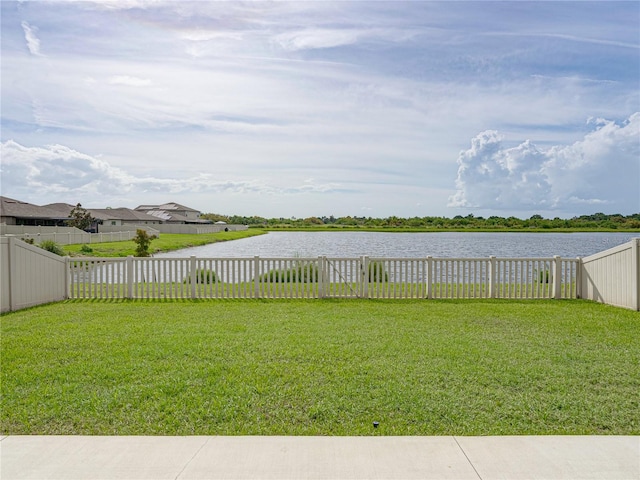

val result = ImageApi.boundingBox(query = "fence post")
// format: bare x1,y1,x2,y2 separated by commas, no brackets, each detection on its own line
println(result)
553,256,562,299
253,256,260,298
632,238,640,311
8,237,17,311
126,255,134,299
318,256,325,299
426,256,433,299
190,256,197,299
489,256,496,298
64,257,70,300
362,256,369,299
575,257,582,299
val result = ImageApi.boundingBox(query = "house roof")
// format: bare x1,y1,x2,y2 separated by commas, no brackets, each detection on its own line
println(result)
142,209,210,224
2,197,209,225
135,202,211,224
44,203,76,216
136,202,200,213
1,197,70,220
88,208,158,222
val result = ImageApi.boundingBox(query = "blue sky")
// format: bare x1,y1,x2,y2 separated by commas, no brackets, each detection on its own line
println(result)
1,1,638,218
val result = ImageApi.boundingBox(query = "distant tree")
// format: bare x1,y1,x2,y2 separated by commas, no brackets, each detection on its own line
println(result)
201,213,230,223
66,203,94,231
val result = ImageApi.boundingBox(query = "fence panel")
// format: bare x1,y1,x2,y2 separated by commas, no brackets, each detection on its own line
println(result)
12,236,638,312
323,258,362,298
581,239,639,310
1,237,67,312
65,255,580,301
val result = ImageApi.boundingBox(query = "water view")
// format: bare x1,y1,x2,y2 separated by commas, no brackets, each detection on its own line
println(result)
155,231,637,259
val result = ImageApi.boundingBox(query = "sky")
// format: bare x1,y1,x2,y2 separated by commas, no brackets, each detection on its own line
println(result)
1,0,639,219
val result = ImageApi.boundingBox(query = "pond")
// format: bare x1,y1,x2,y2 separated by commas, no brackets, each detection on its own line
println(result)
154,231,638,259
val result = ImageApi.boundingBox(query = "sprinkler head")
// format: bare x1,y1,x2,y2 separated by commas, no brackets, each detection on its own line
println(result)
373,421,379,428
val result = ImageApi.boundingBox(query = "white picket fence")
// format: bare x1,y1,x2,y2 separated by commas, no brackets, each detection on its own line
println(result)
68,255,579,300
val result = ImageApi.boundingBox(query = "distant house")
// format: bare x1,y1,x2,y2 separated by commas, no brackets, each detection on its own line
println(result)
1,197,211,229
0,197,70,226
87,208,163,227
134,202,211,224
43,203,162,232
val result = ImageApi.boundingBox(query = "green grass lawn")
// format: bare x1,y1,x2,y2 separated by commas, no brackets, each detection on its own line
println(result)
1,299,638,436
63,230,266,257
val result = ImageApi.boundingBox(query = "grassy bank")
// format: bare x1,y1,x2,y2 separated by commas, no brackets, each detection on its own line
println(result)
2,299,638,435
63,229,266,257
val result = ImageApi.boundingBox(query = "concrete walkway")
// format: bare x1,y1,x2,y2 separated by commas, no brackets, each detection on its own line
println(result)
1,435,638,480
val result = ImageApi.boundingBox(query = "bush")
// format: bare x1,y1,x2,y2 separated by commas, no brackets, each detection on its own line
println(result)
133,229,157,257
183,269,217,284
39,240,65,256
80,244,93,253
538,269,550,284
261,263,318,283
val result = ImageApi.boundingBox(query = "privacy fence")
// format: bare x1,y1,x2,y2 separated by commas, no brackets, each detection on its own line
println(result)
0,223,247,245
2,237,639,312
0,225,143,246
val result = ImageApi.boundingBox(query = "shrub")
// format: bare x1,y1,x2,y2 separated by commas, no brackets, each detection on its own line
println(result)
184,269,218,284
39,240,65,256
21,238,35,245
80,244,93,253
261,263,318,283
366,261,389,282
538,269,550,284
132,229,157,257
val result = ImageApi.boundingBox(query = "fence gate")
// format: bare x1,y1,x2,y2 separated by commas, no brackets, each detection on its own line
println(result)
322,257,364,298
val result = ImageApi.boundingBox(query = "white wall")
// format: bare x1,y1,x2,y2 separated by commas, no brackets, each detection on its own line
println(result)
98,225,160,236
152,224,248,234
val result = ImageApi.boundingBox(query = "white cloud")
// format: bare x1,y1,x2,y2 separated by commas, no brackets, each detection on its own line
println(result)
275,29,365,51
108,75,152,87
62,0,160,10
0,140,345,208
21,21,41,56
2,1,638,218
449,113,640,213
274,27,419,52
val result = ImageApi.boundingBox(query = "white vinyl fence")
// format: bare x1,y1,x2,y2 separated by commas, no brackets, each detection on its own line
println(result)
1,237,68,313
68,255,579,301
151,224,248,234
0,225,140,245
581,238,640,310
90,225,160,237
4,238,638,313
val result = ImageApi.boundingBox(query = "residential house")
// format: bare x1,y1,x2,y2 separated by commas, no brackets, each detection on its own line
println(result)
45,204,163,231
134,202,211,224
88,208,163,227
2,197,211,229
0,197,70,226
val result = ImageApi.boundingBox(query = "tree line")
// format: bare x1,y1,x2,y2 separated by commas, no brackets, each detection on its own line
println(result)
201,212,640,231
